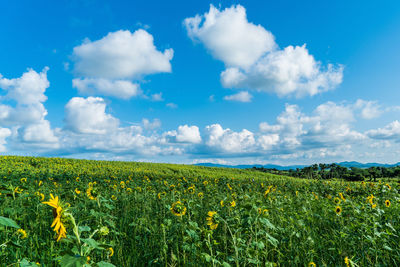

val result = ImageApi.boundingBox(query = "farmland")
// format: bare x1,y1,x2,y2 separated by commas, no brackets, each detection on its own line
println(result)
0,156,399,266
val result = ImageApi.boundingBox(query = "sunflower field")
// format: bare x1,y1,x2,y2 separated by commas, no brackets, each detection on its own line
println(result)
0,156,399,266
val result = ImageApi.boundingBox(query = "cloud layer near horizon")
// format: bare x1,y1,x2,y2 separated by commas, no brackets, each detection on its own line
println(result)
0,67,399,164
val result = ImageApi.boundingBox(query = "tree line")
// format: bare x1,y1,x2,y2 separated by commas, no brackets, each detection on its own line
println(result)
251,163,400,181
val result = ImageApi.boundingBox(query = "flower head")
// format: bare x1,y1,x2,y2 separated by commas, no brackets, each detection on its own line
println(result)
335,206,342,215
206,211,219,230
42,194,67,242
170,201,187,217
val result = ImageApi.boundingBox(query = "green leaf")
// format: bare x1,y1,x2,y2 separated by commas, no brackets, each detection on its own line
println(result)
60,255,86,267
0,216,20,228
265,232,278,247
96,262,116,267
19,259,38,267
81,238,104,250
78,226,91,233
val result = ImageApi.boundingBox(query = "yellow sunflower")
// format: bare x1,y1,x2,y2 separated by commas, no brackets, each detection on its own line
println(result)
17,229,27,239
385,200,391,207
170,201,187,216
42,194,67,242
108,247,114,257
206,211,219,230
335,206,342,215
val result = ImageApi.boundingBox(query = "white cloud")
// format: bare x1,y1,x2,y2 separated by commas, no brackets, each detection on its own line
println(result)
0,67,49,105
367,120,400,140
0,128,11,152
72,78,140,99
71,29,173,99
73,29,173,79
354,99,382,119
221,45,344,97
0,68,58,149
19,120,59,148
204,124,255,153
185,5,343,98
184,4,275,68
151,92,164,101
142,118,161,131
224,91,252,102
64,97,119,134
166,125,202,144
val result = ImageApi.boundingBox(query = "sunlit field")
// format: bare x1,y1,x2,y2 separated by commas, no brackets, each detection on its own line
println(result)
1,156,399,266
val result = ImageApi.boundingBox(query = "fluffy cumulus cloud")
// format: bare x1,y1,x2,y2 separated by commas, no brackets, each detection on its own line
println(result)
64,97,119,134
184,4,275,68
224,91,252,102
165,125,202,144
221,45,344,97
0,68,58,149
366,121,400,140
185,5,343,98
204,124,256,153
72,29,173,99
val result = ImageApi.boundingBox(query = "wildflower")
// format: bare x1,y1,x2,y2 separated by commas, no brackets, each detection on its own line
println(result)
334,197,341,205
108,247,114,257
120,181,125,189
335,206,342,215
220,200,224,207
230,200,236,207
14,187,23,194
157,192,166,200
386,183,391,190
203,180,208,186
187,185,195,194
20,178,27,183
198,192,204,198
86,187,96,200
372,203,377,209
344,257,350,267
309,262,316,267
42,194,67,242
339,193,346,202
126,188,132,193
206,211,218,230
75,177,80,182
75,188,81,194
170,201,187,216
111,195,117,200
17,229,27,239
385,200,391,207
38,181,43,186
295,191,298,196
227,183,232,190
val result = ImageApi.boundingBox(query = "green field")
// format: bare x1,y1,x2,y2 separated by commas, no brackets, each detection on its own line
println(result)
0,156,399,266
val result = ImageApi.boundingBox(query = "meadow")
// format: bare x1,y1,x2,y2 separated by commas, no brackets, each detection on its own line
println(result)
0,156,399,266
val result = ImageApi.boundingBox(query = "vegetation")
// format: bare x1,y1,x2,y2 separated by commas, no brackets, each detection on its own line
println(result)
252,163,400,181
0,156,399,266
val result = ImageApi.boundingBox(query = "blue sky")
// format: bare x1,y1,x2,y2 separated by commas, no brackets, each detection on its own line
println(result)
1,0,400,165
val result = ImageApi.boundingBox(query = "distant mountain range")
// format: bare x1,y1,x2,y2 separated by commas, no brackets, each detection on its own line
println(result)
194,161,400,170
